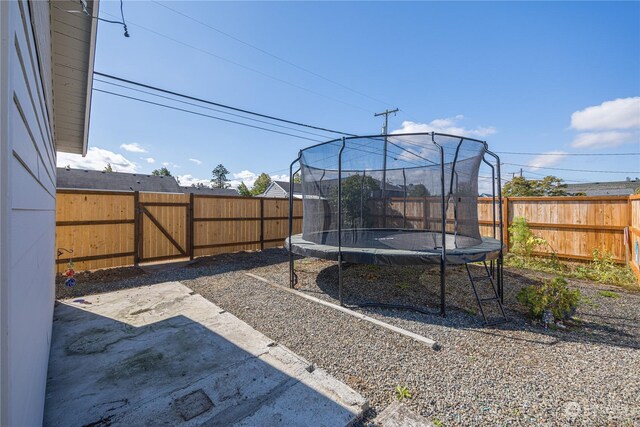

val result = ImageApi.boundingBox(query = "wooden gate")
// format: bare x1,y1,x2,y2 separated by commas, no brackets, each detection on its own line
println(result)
137,192,191,263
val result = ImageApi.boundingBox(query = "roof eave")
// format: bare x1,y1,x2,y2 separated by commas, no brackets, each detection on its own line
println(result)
81,0,99,156
51,0,100,156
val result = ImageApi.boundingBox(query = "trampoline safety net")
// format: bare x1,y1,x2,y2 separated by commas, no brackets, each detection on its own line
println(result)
299,133,486,251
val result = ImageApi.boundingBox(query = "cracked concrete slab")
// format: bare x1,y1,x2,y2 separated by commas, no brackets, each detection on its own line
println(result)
44,282,367,426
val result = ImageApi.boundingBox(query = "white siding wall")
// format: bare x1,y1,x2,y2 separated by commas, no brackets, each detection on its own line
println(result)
262,183,288,198
0,1,57,425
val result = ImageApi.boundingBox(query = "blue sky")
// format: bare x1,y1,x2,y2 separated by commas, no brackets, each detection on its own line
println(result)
58,0,640,188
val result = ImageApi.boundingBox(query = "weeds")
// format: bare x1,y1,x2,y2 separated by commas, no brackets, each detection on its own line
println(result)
598,290,620,299
573,249,636,287
506,218,636,290
394,385,411,402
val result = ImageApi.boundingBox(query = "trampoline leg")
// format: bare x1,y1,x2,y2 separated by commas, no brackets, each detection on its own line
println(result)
338,254,343,306
440,258,446,317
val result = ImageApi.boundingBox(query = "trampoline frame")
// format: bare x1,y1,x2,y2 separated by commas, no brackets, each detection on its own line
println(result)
287,132,504,317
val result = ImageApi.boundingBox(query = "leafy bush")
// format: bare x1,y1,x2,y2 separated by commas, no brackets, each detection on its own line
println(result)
516,277,581,321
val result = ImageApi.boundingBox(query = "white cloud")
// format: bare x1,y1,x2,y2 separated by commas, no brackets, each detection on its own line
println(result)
143,157,155,164
570,97,640,149
120,143,147,153
57,147,138,173
571,97,640,131
227,170,289,189
176,174,210,187
393,115,496,138
527,151,568,170
162,162,179,168
572,131,638,149
189,158,202,165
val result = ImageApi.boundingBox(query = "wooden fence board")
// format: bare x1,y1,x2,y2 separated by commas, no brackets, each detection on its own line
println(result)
56,191,637,276
629,195,640,281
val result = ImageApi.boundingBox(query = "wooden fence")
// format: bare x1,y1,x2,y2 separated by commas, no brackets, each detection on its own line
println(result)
56,190,638,279
56,190,302,273
478,195,631,264
629,195,640,282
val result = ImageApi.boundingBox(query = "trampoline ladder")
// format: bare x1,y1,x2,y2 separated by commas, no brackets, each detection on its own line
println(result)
465,262,507,326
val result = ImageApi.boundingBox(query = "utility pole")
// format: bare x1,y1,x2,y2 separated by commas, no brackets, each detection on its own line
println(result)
375,108,399,227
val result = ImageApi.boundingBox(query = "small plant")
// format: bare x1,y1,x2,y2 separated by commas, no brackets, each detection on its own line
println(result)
396,282,410,290
509,216,549,259
395,385,411,402
574,248,635,287
598,290,620,299
516,277,581,322
433,417,444,427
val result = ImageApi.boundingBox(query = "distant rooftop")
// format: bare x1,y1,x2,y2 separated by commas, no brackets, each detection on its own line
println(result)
565,179,639,196
180,186,240,196
57,168,182,193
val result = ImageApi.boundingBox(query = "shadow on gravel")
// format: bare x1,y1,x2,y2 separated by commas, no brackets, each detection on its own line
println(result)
313,263,640,351
56,248,296,300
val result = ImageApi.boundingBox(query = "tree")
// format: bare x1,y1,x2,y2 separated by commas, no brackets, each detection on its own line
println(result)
329,174,380,228
211,164,230,189
237,182,252,197
251,173,272,196
191,182,208,189
408,184,429,197
103,163,114,172
503,175,567,197
293,173,301,184
151,167,172,176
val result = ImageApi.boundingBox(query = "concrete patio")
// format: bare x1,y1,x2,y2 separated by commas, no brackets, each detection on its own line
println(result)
44,282,367,426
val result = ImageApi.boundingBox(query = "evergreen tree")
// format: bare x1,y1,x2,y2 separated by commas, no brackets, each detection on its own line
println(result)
211,164,230,188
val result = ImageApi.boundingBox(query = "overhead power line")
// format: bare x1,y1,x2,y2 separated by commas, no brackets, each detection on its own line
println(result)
497,151,640,156
94,72,357,137
93,88,325,143
100,11,374,113
93,78,333,139
151,0,395,108
502,162,639,174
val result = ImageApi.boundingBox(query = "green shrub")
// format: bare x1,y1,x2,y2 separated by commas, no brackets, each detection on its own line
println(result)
516,277,581,321
509,216,549,258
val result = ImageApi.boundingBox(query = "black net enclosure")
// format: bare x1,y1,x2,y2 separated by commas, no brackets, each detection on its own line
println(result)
286,132,506,323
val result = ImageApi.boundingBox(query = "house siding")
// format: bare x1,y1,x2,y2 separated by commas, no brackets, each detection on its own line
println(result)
1,1,56,425
262,183,289,198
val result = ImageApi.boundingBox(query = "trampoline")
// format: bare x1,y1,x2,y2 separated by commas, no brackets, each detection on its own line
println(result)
285,132,506,324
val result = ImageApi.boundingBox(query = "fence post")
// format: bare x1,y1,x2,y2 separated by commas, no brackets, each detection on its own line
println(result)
133,191,140,266
189,193,194,260
260,198,265,250
502,197,509,252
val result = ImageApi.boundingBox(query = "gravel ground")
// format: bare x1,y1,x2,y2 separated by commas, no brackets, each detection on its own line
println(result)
57,249,640,426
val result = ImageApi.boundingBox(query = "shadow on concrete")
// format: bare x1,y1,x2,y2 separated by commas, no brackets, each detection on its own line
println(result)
56,248,296,300
45,285,365,426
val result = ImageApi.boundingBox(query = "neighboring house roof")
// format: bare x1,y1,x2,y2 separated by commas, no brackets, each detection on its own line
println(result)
51,0,99,155
180,186,240,196
57,168,182,193
565,180,639,196
258,181,302,198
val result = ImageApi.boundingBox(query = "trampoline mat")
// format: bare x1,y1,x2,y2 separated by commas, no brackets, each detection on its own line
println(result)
286,230,503,265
